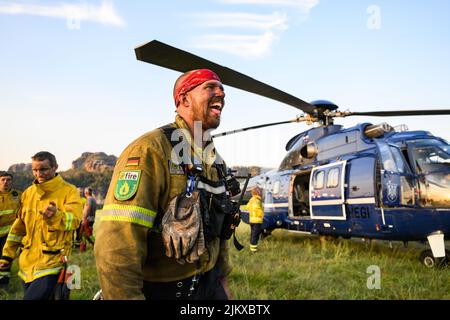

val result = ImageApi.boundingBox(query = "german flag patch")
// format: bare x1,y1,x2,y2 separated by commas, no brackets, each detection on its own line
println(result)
126,157,140,167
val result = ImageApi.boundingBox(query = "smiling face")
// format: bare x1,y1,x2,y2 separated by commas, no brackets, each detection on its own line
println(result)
183,79,225,130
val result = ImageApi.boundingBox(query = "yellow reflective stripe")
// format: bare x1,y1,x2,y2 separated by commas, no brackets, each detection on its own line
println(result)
65,212,74,231
100,204,157,228
100,215,153,228
7,233,23,243
0,225,12,236
0,210,14,216
18,270,27,282
0,271,11,277
34,267,62,279
103,204,156,217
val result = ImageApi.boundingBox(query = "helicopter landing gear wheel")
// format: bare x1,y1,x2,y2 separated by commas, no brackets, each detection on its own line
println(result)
420,250,448,268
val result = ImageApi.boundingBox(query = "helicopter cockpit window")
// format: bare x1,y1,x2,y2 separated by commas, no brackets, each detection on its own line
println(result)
326,168,340,188
410,139,450,208
411,139,450,173
313,171,325,189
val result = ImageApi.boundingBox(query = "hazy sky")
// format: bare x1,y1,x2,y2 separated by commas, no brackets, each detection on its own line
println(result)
1,0,450,171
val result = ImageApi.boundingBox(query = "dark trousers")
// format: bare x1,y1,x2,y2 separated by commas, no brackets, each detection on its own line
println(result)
22,275,59,300
143,265,228,300
250,223,262,246
0,236,9,286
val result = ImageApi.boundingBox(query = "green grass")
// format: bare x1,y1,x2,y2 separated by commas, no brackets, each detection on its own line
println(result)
1,223,449,300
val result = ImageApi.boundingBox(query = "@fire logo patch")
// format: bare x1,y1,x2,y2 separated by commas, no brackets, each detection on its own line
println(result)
114,170,141,201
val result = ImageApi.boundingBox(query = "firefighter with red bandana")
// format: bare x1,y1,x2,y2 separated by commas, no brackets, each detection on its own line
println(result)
95,69,236,300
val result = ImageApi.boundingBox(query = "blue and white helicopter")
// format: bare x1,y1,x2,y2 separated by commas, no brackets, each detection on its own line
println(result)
135,40,450,268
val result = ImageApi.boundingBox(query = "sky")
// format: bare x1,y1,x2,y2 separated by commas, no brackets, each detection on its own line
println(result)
1,0,450,171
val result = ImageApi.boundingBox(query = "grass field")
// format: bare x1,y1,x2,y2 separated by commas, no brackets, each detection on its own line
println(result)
1,223,449,300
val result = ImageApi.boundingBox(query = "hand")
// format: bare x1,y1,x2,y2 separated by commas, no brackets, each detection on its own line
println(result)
0,261,11,271
41,201,57,219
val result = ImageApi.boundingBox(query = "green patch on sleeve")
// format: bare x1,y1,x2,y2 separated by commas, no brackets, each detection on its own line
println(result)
114,170,142,201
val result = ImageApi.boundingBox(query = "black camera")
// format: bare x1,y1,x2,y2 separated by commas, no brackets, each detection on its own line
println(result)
225,175,241,197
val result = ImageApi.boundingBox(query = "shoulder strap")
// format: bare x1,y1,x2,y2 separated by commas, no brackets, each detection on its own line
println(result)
159,124,187,173
159,123,178,147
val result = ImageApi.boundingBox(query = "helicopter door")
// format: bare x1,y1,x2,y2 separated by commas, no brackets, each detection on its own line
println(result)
310,161,347,220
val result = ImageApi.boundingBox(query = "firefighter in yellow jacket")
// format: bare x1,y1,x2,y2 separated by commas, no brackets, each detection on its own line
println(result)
95,69,234,300
0,152,82,300
0,171,21,290
247,187,264,253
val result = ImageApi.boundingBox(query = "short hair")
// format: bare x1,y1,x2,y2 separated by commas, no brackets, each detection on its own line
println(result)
85,187,93,195
31,151,58,167
0,171,13,179
252,187,262,196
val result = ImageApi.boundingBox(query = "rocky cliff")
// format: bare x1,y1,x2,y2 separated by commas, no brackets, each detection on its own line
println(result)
71,152,117,172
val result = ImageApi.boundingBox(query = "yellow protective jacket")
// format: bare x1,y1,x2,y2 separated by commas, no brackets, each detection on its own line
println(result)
248,195,264,224
0,189,22,237
95,115,232,300
0,175,82,283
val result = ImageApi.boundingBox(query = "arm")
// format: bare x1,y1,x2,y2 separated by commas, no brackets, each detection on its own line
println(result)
43,188,83,231
82,200,91,223
0,203,26,266
94,142,169,300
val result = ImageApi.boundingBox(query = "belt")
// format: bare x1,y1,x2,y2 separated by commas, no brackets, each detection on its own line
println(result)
143,273,204,300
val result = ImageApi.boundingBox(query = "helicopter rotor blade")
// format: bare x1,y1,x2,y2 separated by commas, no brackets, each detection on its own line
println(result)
212,117,308,138
135,40,315,114
342,109,450,117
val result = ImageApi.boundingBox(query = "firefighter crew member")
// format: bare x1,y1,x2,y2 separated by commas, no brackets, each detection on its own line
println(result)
0,171,21,290
79,187,96,251
247,187,264,253
0,152,83,300
95,69,234,300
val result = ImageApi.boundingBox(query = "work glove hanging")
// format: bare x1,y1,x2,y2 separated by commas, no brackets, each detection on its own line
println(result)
161,191,206,265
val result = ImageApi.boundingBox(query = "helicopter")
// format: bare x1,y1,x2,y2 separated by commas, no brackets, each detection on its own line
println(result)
134,40,450,268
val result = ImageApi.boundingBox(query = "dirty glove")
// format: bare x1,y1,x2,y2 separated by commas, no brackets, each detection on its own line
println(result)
184,215,206,264
162,191,206,264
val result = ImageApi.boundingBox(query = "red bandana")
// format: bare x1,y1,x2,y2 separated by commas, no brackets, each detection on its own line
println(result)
174,69,221,106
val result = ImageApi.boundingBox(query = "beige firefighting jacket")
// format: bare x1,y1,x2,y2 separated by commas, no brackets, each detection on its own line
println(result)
95,115,232,300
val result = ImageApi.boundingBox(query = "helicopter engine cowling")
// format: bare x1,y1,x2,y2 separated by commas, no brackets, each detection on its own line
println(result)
364,123,394,138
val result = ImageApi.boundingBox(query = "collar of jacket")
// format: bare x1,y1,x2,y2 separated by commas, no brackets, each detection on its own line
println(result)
0,190,11,196
174,115,217,165
33,174,64,197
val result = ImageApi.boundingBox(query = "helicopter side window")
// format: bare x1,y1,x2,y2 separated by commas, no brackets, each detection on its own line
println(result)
390,147,410,174
313,171,325,189
348,157,376,199
326,168,340,188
